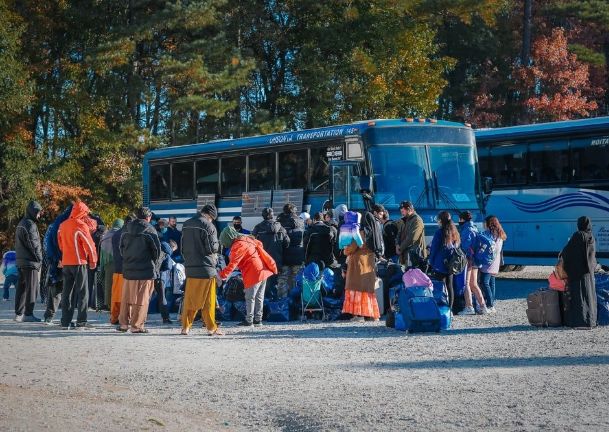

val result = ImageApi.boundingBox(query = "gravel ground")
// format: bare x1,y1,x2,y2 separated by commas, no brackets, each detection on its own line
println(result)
1,273,608,432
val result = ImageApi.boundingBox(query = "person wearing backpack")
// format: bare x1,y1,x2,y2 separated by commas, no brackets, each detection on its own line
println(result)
252,208,290,297
276,203,305,299
458,211,488,315
479,216,506,313
429,211,461,309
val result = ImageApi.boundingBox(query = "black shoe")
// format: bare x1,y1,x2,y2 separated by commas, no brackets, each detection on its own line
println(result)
61,323,75,330
237,320,253,327
22,315,42,323
76,322,94,329
163,318,173,324
253,319,263,327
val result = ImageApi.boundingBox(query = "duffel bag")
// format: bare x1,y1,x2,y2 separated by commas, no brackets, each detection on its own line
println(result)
439,305,452,330
216,298,233,321
267,297,290,322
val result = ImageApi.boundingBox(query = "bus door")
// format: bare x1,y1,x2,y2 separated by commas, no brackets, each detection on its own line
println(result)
331,161,366,211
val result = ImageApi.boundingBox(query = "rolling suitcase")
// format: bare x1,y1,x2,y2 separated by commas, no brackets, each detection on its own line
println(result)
526,288,562,327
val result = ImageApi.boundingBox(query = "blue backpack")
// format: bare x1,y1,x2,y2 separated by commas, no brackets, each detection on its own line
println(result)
474,231,496,267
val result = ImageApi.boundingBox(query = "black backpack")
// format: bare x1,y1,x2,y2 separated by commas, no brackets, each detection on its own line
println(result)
224,275,245,302
444,247,467,275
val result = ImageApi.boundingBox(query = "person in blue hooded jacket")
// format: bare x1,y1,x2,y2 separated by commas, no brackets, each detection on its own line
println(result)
154,240,175,324
42,205,73,323
458,211,488,315
429,211,461,309
2,251,18,301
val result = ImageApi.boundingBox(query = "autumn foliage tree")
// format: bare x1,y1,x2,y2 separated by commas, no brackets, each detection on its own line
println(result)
514,28,599,122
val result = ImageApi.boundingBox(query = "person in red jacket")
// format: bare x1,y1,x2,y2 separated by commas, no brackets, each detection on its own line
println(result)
57,201,98,329
219,226,278,327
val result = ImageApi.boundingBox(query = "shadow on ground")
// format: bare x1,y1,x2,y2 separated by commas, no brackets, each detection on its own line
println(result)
356,354,609,370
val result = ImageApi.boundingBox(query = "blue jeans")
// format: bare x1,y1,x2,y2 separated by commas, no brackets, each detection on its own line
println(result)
480,272,496,308
3,274,19,300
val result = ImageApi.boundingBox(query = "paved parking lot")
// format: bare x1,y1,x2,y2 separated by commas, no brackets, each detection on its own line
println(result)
1,274,608,431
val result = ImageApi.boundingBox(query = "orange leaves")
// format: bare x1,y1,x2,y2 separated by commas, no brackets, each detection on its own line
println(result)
514,27,600,122
36,180,91,221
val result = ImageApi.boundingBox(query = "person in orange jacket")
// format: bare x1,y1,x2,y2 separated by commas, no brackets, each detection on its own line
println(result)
57,201,98,329
218,226,278,327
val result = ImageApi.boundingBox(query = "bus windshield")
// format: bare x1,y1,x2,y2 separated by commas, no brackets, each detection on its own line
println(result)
368,144,479,211
428,145,479,210
369,145,429,209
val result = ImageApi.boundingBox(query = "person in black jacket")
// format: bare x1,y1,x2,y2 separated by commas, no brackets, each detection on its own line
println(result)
14,201,43,322
180,204,222,336
304,212,337,268
561,216,597,328
253,207,289,298
117,207,162,333
276,203,304,298
110,214,134,325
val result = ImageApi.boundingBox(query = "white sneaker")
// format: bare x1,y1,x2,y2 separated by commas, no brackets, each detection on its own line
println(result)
14,314,24,322
458,307,476,316
487,306,496,314
477,306,489,315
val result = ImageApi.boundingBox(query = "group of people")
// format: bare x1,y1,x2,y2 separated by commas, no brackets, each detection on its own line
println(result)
5,195,600,333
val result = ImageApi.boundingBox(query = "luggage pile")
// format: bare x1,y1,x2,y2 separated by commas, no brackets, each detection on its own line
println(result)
386,268,452,333
215,271,295,323
596,271,609,326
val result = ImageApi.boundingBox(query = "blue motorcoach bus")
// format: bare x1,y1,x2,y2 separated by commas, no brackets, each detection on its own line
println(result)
476,117,609,269
143,118,483,239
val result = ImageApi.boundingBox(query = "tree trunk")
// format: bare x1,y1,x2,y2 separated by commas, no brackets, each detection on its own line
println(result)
602,34,609,115
521,0,533,66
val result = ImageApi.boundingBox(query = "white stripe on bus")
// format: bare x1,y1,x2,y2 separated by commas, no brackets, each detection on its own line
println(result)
153,207,242,215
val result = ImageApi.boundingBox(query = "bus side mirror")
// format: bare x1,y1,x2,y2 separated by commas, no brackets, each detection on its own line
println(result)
483,177,493,195
359,175,373,193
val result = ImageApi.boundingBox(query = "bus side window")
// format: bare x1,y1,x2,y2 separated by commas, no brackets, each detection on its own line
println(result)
196,159,219,195
150,164,170,201
571,137,609,181
221,156,246,196
528,140,569,184
488,144,527,186
171,161,194,200
310,147,329,192
248,153,276,191
278,150,307,190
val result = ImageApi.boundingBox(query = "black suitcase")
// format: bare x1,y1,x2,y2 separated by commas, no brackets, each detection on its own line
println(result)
526,289,562,327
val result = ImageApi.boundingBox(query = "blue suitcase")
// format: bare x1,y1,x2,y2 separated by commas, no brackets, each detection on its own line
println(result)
438,305,452,330
398,286,441,333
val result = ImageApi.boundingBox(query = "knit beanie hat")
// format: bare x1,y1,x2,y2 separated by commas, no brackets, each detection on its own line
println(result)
201,204,218,220
219,226,240,248
112,219,124,230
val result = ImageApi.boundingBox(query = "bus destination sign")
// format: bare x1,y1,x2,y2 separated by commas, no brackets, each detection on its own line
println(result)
326,144,344,161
